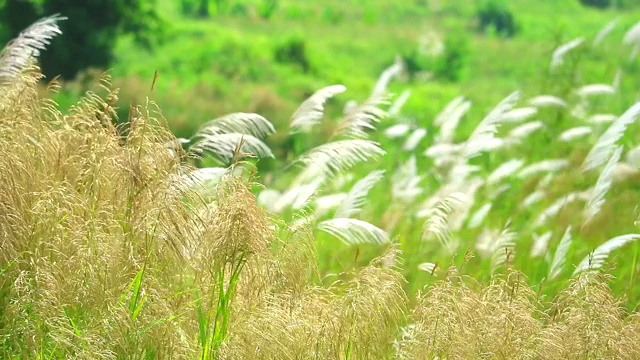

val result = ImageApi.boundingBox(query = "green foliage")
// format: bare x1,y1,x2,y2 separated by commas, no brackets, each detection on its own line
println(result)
0,0,162,80
274,35,311,73
477,0,518,37
402,32,469,82
579,0,611,9
257,0,278,20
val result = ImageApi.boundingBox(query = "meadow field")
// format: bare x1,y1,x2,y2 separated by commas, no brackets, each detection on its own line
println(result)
4,0,640,358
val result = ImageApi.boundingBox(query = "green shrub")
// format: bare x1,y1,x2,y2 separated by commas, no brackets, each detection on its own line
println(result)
476,0,517,38
579,0,611,8
274,35,310,73
402,32,469,82
257,0,278,20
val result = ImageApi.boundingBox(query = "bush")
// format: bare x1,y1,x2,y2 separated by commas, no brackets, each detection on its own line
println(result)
476,0,517,38
579,0,611,8
274,36,311,73
402,32,469,82
257,0,278,20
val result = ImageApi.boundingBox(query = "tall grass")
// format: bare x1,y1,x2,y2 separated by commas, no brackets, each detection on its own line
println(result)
4,15,640,359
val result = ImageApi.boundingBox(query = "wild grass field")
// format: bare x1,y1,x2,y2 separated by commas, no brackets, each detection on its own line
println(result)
3,1,640,358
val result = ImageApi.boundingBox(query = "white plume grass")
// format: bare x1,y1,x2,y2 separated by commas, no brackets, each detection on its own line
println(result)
196,113,275,139
463,92,519,159
530,231,553,258
587,113,617,125
289,84,347,133
190,133,274,163
317,218,390,245
0,14,66,84
519,159,569,179
421,192,468,252
508,121,544,141
549,226,572,280
528,95,567,108
402,128,427,151
551,37,584,69
334,170,385,219
388,90,411,117
583,102,640,171
584,146,622,225
574,234,640,275
384,123,411,138
294,140,385,179
372,56,404,97
487,159,525,185
501,107,538,124
593,18,618,46
576,84,616,98
436,97,471,144
559,126,592,142
468,203,492,229
333,93,388,139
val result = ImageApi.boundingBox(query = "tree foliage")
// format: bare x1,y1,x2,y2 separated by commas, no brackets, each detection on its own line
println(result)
0,0,161,79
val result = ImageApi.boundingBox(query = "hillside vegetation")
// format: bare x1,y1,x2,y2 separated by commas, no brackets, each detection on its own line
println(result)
3,2,640,357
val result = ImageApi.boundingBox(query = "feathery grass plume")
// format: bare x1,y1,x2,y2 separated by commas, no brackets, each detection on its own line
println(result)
535,192,585,228
0,15,66,85
500,106,538,124
594,18,619,46
518,159,569,179
584,102,640,171
314,192,348,217
462,91,519,159
0,72,203,357
388,90,411,118
268,177,324,213
559,126,592,142
523,190,546,207
292,139,385,180
334,170,385,218
391,155,423,203
549,226,573,280
190,132,274,165
171,167,228,193
336,248,407,358
576,83,616,98
417,261,438,274
433,96,467,127
528,94,567,108
372,55,404,97
332,92,388,139
624,20,640,60
219,248,407,359
587,113,617,125
397,270,542,359
195,112,275,139
539,271,640,359
584,145,622,225
624,20,640,45
531,231,553,258
468,202,492,229
384,123,411,138
487,159,525,185
507,120,544,141
434,96,471,144
421,192,467,252
551,37,584,69
401,127,427,151
574,234,640,275
317,218,390,245
193,177,274,358
289,84,346,134
489,224,517,274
